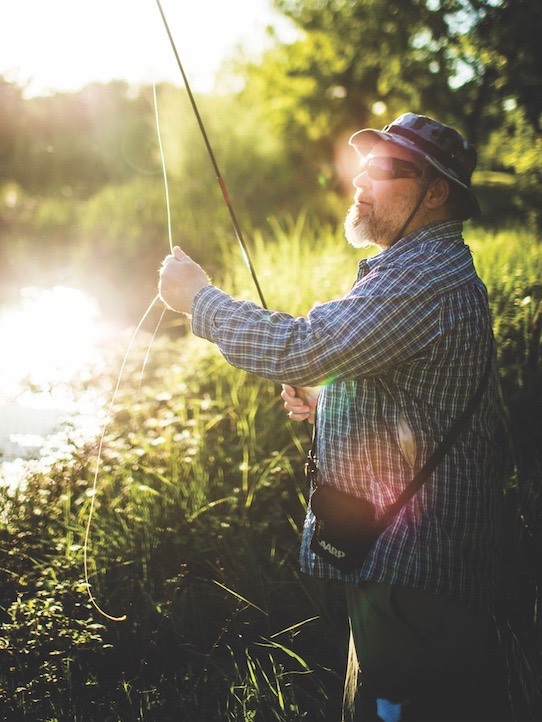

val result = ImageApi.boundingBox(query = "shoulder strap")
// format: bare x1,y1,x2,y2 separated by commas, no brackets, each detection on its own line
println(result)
378,348,493,528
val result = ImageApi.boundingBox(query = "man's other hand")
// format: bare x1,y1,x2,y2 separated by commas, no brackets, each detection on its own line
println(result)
281,384,321,424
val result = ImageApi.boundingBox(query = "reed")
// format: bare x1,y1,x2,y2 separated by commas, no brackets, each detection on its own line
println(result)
0,218,540,720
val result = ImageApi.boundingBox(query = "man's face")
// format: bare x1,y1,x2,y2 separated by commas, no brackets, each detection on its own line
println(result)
344,140,425,250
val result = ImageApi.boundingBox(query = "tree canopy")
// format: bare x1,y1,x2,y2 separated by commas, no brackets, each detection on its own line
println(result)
235,0,541,222
265,0,540,138
1,0,540,227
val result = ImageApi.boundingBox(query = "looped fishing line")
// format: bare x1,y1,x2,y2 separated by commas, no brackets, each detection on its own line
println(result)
153,0,312,440
85,3,311,620
83,83,173,622
83,295,161,622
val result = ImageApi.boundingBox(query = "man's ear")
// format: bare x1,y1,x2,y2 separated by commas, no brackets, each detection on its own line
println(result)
425,177,450,210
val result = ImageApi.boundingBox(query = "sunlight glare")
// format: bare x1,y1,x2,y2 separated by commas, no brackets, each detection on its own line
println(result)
334,131,363,194
0,0,300,98
0,286,104,401
0,286,111,475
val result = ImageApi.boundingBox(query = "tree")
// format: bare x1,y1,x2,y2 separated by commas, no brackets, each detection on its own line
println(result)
0,80,159,197
471,0,542,132
235,0,541,221
465,0,542,224
268,0,541,137
238,0,487,198
0,78,27,184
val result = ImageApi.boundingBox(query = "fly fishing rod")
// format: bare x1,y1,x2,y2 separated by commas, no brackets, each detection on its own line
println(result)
154,0,267,310
154,0,314,439
85,2,309,625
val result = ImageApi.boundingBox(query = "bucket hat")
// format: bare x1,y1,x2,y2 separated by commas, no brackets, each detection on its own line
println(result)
349,112,480,219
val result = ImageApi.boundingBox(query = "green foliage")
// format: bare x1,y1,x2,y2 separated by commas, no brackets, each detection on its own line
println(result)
0,80,157,197
471,0,542,134
242,0,541,221
269,0,542,144
246,0,472,162
0,460,113,720
0,321,344,720
465,226,542,721
1,0,542,243
33,193,79,239
155,85,309,225
1,219,541,719
0,78,26,185
0,79,319,317
470,227,542,505
0,568,109,719
483,105,542,229
219,212,362,312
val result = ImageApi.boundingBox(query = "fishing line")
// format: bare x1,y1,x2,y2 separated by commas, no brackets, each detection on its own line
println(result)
137,306,167,398
83,83,176,621
153,81,174,255
153,0,267,310
153,0,313,440
133,84,172,397
83,294,162,622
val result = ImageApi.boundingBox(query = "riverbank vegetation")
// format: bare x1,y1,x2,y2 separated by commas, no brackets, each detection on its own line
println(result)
1,1,541,320
1,223,541,720
1,0,541,718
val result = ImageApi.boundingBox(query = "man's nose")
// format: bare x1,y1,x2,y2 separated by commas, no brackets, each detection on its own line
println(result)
353,171,370,189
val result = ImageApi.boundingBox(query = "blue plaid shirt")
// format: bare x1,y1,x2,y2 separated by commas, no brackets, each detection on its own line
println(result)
192,220,505,610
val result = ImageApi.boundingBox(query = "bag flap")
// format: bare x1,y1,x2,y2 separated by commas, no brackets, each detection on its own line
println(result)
310,484,375,527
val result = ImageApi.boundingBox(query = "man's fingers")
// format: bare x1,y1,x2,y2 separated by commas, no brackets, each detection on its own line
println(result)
281,383,316,423
160,247,188,265
173,246,185,261
288,410,309,422
282,394,307,410
281,386,297,402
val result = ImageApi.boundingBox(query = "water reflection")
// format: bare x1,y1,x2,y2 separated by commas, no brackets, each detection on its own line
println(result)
0,286,104,398
0,286,112,485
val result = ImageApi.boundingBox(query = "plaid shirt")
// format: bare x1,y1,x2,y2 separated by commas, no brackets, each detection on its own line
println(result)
192,220,505,610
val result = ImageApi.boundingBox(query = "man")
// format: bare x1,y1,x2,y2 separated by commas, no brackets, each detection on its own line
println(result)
159,113,505,721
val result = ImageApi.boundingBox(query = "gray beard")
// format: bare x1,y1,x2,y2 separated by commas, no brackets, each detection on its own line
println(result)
344,183,425,250
344,204,392,250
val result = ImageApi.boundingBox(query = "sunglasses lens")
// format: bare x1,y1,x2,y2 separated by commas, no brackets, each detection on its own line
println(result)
358,158,390,180
360,157,421,180
367,158,394,180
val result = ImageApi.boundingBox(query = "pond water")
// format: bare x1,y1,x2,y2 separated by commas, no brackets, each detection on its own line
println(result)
0,285,115,487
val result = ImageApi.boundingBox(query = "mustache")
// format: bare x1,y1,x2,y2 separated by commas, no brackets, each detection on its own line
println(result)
345,202,369,225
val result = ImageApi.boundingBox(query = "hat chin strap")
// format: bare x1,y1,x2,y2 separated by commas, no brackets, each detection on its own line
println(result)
390,177,432,247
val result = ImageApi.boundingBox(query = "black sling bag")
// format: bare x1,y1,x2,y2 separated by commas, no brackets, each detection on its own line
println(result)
308,351,493,574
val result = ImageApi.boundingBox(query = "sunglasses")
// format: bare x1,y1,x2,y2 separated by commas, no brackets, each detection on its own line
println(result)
359,156,422,180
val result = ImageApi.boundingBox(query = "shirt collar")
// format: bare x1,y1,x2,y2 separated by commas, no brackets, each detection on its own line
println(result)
359,219,464,274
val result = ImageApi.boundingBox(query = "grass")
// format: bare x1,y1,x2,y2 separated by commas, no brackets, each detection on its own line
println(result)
467,227,542,722
0,218,541,720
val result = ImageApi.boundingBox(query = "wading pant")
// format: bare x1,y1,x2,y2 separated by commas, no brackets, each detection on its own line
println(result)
346,581,491,722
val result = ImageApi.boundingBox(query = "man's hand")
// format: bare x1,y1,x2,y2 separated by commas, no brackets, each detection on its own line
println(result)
159,246,211,315
281,384,321,424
